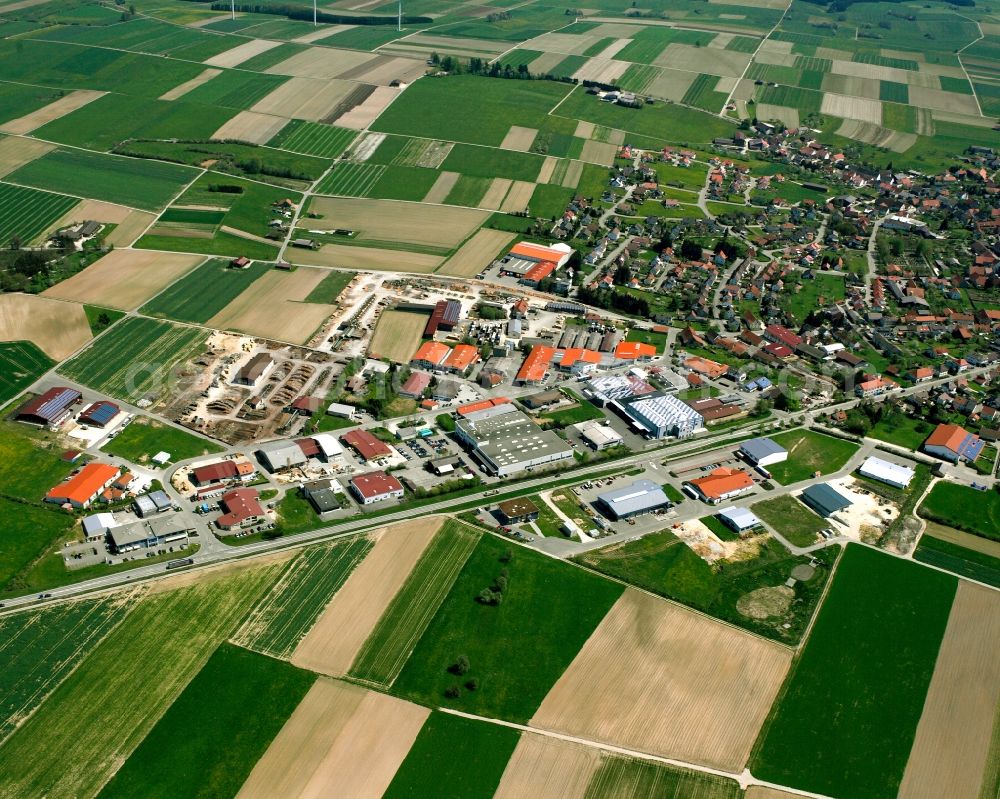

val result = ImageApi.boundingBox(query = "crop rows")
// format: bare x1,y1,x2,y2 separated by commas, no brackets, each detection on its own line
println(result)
0,182,77,245
349,523,480,687
0,341,53,404
682,74,727,113
315,162,386,197
0,594,133,744
269,119,356,158
584,755,740,799
232,536,374,658
59,317,206,403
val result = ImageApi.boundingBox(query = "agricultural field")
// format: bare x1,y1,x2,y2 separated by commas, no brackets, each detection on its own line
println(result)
101,417,223,465
99,643,315,799
0,497,75,596
233,536,375,659
766,428,859,484
914,522,1000,588
0,182,77,245
0,341,52,404
0,593,133,743
349,520,480,687
0,293,91,361
268,119,357,157
0,561,286,798
752,545,957,799
530,589,791,771
919,481,1000,541
58,316,207,405
0,421,76,505
369,308,431,363
584,755,741,799
494,734,603,799
140,257,270,324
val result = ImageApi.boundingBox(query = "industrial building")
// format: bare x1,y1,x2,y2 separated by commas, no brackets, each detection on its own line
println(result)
82,512,118,541
190,459,255,486
597,479,671,520
614,393,703,438
858,456,915,489
108,516,191,554
326,402,356,420
424,299,462,337
46,463,120,509
350,471,404,505
577,421,623,451
133,490,173,517
233,353,274,387
301,479,344,513
455,403,573,477
717,507,762,535
739,438,789,469
584,373,657,405
77,400,120,428
216,488,265,530
800,483,852,517
686,468,754,504
256,440,309,472
17,386,81,427
341,429,394,461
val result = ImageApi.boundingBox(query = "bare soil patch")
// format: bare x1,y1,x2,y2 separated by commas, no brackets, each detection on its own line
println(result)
438,228,514,276
292,518,442,675
159,69,221,101
560,160,583,189
501,125,538,152
207,266,333,344
572,58,630,84
527,52,569,76
0,90,105,135
334,85,398,129
212,111,289,145
574,120,595,139
530,588,791,771
580,139,618,166
265,47,375,79
0,293,91,360
44,250,203,310
251,77,356,121
423,170,460,204
237,678,428,799
821,92,882,124
536,156,558,184
478,177,513,210
204,38,281,68
898,582,1000,799
500,180,536,212
0,137,54,177
657,44,749,78
293,244,443,272
494,733,602,799
908,86,980,115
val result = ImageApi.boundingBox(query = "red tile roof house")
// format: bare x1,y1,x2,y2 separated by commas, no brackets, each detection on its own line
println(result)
215,488,265,530
349,471,404,505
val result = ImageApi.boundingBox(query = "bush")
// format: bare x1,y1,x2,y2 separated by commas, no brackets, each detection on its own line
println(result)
444,685,460,699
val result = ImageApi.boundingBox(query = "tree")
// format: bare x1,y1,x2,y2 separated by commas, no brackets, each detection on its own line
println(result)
465,678,479,691
451,655,470,675
680,239,703,261
97,311,112,328
444,685,460,698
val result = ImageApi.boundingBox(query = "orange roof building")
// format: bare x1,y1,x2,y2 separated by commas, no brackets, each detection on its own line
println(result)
557,348,602,371
687,467,753,503
443,344,480,374
522,261,557,285
509,242,570,266
923,423,984,463
516,345,556,384
457,397,511,417
410,341,450,368
684,356,729,380
615,341,657,360
46,463,121,508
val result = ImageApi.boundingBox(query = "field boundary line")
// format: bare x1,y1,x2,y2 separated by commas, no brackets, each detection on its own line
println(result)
719,0,793,116
954,12,986,117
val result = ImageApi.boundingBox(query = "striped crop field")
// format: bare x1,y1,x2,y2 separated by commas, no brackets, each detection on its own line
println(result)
268,119,356,158
315,162,386,197
58,316,206,404
232,536,375,659
349,521,480,688
0,182,76,245
0,341,53,404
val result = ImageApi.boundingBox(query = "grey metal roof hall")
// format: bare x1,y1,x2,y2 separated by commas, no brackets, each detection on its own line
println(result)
800,483,852,517
596,479,671,519
740,437,787,463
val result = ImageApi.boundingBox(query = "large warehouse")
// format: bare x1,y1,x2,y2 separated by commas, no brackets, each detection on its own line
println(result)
597,479,672,520
614,392,703,439
455,403,573,477
800,483,852,517
858,456,915,489
16,386,81,427
739,437,788,469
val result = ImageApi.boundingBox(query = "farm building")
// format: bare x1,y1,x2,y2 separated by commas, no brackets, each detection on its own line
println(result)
578,421,623,451
256,440,308,472
190,460,255,486
410,341,450,370
341,429,393,462
800,483,852,517
310,434,343,459
922,423,984,463
77,401,120,428
717,506,762,535
455,404,573,477
108,516,190,554
233,353,274,387
216,488,265,530
424,300,462,337
686,468,754,504
858,456,915,489
133,490,173,517
17,386,82,427
496,497,540,525
46,463,120,509
349,471,404,505
597,480,671,520
739,438,788,469
326,402,356,419
615,393,703,439
301,479,344,513
289,396,324,416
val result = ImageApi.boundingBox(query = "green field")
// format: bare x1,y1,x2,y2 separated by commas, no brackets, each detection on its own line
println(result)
140,257,270,323
914,527,1000,588
316,162,387,196
0,422,76,504
0,594,130,743
782,273,846,325
178,69,288,110
585,754,741,799
767,429,858,484
305,269,356,304
58,317,207,404
0,341,53,404
8,148,197,212
919,481,1000,541
233,536,374,658
101,417,223,464
0,563,283,798
576,531,835,644
752,495,826,547
350,521,480,687
392,534,623,722
867,412,933,452
0,497,76,595
99,643,314,799
0,182,78,246
268,119,357,158
440,143,544,182
383,711,520,799
752,544,957,799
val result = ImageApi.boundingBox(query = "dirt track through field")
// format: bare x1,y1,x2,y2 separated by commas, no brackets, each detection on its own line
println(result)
207,266,333,344
0,90,105,134
212,111,289,145
159,69,221,101
43,250,203,310
494,733,602,799
0,137,54,177
204,38,281,68
438,228,514,276
530,588,791,772
291,519,441,676
0,293,91,359
237,678,428,799
898,582,1000,799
